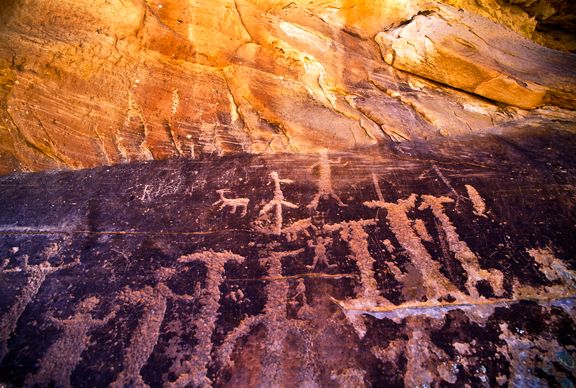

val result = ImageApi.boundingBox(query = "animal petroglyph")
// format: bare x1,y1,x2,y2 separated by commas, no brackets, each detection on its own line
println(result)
24,297,117,388
169,251,245,388
307,149,347,209
112,268,194,388
307,236,336,270
0,256,79,364
465,184,488,217
420,195,504,297
258,172,298,234
213,189,250,217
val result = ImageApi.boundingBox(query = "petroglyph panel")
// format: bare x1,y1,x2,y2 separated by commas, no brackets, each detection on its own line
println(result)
0,130,575,386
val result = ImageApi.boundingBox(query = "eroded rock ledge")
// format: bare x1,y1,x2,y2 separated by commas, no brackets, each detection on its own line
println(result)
0,0,575,174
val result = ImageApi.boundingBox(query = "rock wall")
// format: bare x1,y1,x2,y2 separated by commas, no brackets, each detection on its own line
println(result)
0,128,575,386
0,0,575,174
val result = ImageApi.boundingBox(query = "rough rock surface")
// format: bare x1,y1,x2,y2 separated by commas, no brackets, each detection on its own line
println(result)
1,1,576,386
377,5,576,109
0,127,575,386
0,0,575,174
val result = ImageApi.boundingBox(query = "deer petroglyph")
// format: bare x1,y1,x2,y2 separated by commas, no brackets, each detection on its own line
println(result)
213,189,250,217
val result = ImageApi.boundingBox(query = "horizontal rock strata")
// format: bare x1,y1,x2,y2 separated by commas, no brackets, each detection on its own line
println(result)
0,0,575,174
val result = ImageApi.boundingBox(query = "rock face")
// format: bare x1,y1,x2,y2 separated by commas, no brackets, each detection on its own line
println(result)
0,1,575,386
376,5,576,109
0,0,575,174
0,128,575,386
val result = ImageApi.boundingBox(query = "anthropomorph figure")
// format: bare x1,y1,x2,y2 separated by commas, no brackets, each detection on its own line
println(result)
0,256,79,364
213,189,250,217
111,267,194,388
24,297,117,388
306,236,336,270
259,171,298,234
307,148,347,210
168,250,245,388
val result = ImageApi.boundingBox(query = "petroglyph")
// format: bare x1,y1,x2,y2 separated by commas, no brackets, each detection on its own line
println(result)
364,193,460,300
140,184,154,202
281,218,316,242
218,249,304,385
0,259,20,274
307,149,347,209
168,89,183,156
306,236,336,270
0,256,79,364
112,268,194,388
169,251,245,387
382,239,395,253
121,90,154,161
324,220,385,307
371,173,385,202
412,218,433,242
528,247,576,288
258,172,298,234
419,164,469,211
292,278,307,305
420,195,504,297
171,89,180,116
213,189,249,217
465,184,488,217
24,297,117,388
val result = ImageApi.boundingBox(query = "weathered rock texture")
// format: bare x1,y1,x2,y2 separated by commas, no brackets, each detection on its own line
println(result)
0,128,575,386
0,0,575,174
1,1,576,386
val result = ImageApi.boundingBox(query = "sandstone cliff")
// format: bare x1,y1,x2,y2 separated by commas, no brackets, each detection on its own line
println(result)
0,0,575,174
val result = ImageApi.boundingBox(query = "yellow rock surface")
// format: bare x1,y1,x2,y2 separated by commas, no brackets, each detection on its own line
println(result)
0,0,574,174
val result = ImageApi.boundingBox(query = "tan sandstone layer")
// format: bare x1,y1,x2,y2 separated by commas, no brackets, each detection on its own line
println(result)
0,0,575,174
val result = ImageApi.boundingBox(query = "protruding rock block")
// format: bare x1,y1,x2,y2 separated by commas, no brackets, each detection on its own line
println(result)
376,6,576,109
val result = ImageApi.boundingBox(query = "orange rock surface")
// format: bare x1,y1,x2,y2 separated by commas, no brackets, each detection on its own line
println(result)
0,0,575,174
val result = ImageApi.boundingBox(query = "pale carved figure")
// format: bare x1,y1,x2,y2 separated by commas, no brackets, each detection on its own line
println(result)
306,236,336,269
111,267,194,388
213,189,250,217
259,171,298,234
24,296,117,388
168,250,245,388
307,148,348,209
0,256,79,364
